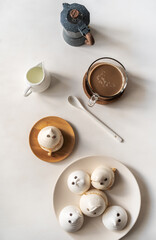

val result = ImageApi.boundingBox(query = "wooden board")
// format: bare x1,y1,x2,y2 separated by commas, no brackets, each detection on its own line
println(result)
29,116,75,163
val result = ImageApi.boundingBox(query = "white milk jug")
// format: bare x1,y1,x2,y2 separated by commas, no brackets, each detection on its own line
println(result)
24,63,51,97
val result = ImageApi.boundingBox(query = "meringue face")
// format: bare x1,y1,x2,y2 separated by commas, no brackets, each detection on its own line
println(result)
91,166,115,190
102,206,128,231
38,126,63,152
80,189,108,217
67,170,90,194
59,205,84,232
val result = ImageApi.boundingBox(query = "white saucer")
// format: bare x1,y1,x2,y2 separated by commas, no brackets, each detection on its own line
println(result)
53,156,141,240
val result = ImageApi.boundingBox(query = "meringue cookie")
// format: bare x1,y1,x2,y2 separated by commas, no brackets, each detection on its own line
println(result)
38,126,64,156
67,170,90,194
102,206,128,231
59,205,84,232
91,166,116,190
80,189,108,217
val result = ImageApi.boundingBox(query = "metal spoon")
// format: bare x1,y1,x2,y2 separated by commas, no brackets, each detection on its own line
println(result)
68,96,123,143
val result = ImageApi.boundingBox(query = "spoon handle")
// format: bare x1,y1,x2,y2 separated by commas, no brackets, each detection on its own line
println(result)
84,109,124,143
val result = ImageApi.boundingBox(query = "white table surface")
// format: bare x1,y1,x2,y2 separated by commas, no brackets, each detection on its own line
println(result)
0,0,156,239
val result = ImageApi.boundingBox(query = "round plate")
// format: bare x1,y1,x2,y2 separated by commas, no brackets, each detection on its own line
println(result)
29,116,75,162
53,156,141,240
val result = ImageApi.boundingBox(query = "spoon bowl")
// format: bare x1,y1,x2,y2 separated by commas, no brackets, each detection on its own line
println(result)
68,96,84,110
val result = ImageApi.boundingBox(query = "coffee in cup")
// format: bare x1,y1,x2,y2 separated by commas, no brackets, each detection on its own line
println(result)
88,63,125,97
86,57,128,106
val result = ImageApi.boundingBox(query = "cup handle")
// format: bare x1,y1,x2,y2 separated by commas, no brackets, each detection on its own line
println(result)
88,94,99,107
24,86,32,97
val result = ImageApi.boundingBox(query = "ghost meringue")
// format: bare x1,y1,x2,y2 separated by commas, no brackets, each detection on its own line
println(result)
38,126,64,156
91,166,116,190
79,189,108,217
59,205,84,232
67,170,90,195
102,206,128,231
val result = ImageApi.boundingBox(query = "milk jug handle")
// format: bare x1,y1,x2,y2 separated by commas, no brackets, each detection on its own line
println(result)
24,86,32,97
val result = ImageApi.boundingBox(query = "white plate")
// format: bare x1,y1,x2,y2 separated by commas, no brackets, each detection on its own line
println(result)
53,156,141,240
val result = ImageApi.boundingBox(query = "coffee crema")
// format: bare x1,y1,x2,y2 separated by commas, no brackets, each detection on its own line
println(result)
89,63,124,97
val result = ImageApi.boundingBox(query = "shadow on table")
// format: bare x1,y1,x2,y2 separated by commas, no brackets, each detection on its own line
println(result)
105,72,147,110
122,166,151,239
90,24,130,50
40,72,71,98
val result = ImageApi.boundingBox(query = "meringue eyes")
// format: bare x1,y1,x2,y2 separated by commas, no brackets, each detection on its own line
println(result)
117,213,121,222
71,176,77,184
68,213,73,223
86,208,96,214
100,178,107,184
46,134,56,138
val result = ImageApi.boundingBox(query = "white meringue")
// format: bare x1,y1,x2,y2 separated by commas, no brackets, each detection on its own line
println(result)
102,206,128,231
67,170,90,194
38,126,64,155
91,166,116,190
79,189,108,217
59,205,84,232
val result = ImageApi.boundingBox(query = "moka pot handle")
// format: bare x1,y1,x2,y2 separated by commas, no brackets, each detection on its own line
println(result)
78,22,94,45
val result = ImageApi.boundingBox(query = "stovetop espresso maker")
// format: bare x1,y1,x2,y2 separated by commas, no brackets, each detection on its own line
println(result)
60,3,94,46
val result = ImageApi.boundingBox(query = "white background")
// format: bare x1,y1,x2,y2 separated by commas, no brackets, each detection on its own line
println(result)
0,0,156,239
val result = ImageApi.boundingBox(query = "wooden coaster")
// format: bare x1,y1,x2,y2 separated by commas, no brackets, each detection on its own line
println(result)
29,116,75,163
83,72,123,105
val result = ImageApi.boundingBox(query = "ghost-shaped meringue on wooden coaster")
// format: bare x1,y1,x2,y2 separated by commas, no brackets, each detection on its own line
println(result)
38,126,64,156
